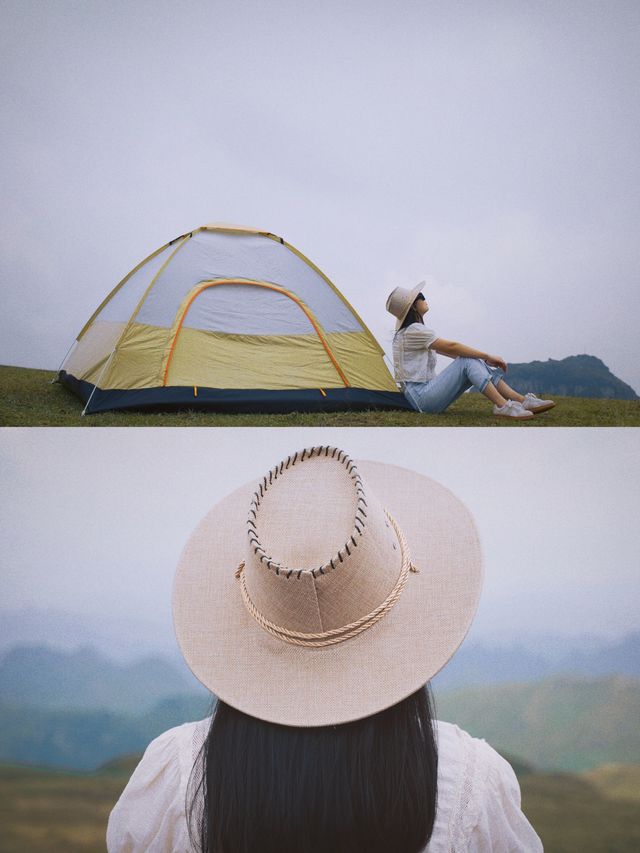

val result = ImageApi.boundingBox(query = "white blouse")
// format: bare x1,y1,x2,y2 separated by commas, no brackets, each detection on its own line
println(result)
107,718,543,852
107,718,542,853
392,324,439,384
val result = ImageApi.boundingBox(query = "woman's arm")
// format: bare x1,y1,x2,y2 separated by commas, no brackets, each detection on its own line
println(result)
431,338,507,372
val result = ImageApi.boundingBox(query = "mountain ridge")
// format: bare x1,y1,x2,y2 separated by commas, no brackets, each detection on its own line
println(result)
0,644,206,714
504,354,638,399
3,631,639,708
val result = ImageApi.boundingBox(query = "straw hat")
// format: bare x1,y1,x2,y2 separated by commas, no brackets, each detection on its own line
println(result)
386,282,426,329
173,445,482,727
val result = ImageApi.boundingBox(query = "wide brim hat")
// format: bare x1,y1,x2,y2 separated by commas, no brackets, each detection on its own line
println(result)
386,282,425,329
173,446,482,727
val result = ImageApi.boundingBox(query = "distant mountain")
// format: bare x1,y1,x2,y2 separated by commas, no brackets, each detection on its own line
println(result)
505,355,638,400
0,692,212,770
433,633,640,690
5,609,638,683
139,693,213,735
0,645,206,714
434,633,640,689
433,642,550,690
559,633,640,677
0,608,179,663
3,631,639,719
436,675,640,772
0,705,153,771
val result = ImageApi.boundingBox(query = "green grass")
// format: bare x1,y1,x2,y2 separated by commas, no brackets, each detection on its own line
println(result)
0,761,130,853
1,758,639,852
521,770,640,853
2,364,639,426
582,763,640,802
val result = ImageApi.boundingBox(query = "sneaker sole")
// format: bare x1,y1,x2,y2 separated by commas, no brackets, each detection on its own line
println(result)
528,402,556,414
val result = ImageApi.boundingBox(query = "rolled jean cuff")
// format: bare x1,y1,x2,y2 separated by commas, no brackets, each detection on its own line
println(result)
479,364,504,393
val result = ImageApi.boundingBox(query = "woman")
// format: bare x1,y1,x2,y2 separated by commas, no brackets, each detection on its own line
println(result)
386,284,555,419
107,445,543,852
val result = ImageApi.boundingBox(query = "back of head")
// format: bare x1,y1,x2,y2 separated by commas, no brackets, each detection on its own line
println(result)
188,686,438,853
398,303,425,330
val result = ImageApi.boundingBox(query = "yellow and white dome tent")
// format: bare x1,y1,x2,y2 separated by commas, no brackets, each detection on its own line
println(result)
58,224,410,414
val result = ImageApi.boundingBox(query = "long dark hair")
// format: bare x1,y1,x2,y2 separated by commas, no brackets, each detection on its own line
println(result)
398,300,424,330
187,686,438,853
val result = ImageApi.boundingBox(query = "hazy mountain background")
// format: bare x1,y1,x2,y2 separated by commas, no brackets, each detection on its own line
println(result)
464,353,638,399
0,609,179,663
504,354,638,400
1,610,638,774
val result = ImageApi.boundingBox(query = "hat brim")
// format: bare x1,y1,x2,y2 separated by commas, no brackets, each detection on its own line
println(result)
394,282,425,330
173,459,483,727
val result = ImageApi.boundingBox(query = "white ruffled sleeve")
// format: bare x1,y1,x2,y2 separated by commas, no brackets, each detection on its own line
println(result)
106,725,192,853
467,740,543,852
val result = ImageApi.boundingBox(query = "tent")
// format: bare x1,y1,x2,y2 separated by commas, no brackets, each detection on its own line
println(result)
58,224,410,414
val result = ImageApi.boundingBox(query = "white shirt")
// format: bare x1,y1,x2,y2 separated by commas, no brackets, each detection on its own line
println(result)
392,324,439,384
107,718,543,852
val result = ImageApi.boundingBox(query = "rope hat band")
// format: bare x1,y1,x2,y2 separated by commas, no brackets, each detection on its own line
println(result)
235,510,419,647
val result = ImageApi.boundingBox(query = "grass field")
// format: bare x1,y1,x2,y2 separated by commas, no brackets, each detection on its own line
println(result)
1,758,638,852
2,365,639,427
0,761,130,853
520,766,640,853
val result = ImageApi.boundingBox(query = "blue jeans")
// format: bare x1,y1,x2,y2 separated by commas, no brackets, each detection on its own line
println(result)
403,358,504,413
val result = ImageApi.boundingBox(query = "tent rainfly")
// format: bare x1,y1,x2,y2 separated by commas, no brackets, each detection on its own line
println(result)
58,224,410,414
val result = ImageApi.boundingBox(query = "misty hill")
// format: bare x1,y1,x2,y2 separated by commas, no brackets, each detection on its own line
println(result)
436,675,640,772
432,632,640,690
4,633,640,718
560,633,640,677
0,608,179,663
505,354,638,399
0,693,211,770
0,645,206,714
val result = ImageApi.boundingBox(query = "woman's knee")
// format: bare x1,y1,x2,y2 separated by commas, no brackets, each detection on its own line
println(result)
458,356,483,375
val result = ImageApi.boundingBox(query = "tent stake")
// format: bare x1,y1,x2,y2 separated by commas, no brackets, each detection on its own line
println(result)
81,349,116,416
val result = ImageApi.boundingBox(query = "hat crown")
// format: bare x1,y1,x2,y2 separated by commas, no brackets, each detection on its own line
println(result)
386,286,413,318
243,446,403,635
385,283,425,327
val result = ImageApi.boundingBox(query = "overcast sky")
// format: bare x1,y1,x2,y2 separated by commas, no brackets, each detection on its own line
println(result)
2,428,638,648
1,1,639,391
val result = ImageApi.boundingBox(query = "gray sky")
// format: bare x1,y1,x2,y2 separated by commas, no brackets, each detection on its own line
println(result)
1,428,638,645
1,1,639,390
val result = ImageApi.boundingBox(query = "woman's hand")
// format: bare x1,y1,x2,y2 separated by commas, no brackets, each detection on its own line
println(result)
485,355,507,372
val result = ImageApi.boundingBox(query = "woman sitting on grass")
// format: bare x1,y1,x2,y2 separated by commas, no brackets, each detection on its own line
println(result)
386,284,555,419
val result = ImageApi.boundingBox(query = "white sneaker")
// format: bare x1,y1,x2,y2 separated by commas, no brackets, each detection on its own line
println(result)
493,400,534,419
521,392,556,414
